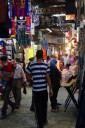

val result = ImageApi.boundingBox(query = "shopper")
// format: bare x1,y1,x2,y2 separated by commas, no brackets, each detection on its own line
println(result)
47,56,51,66
0,55,15,119
27,50,53,128
63,54,69,67
50,58,62,112
12,59,27,109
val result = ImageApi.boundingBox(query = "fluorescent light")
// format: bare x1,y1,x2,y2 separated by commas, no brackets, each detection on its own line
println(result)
52,14,66,17
46,28,52,33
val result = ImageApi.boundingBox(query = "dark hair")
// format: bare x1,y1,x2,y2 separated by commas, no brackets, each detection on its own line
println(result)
1,55,7,61
29,57,34,61
36,50,43,59
47,56,50,61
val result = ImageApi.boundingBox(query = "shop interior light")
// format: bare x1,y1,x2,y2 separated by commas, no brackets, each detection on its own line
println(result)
52,14,66,17
46,28,52,33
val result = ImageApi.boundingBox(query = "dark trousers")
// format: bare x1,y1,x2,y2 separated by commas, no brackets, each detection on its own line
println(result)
50,86,60,109
75,92,85,128
2,84,14,114
33,90,48,128
12,79,22,106
30,90,34,109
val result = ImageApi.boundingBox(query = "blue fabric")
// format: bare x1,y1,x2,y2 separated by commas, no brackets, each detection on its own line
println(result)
50,58,57,67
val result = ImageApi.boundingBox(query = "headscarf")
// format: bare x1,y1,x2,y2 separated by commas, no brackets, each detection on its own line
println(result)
50,58,57,67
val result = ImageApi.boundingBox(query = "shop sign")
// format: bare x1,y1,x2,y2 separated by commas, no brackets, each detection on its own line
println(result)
39,7,65,14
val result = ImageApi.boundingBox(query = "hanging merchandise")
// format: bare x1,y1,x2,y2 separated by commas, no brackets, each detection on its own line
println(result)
8,2,13,20
26,16,31,26
25,0,29,16
33,14,39,26
11,19,16,37
20,0,25,8
0,0,7,22
25,16,31,34
0,40,7,56
25,26,30,34
16,28,30,47
31,23,35,35
13,0,26,17
42,40,48,50
28,48,34,60
43,49,47,60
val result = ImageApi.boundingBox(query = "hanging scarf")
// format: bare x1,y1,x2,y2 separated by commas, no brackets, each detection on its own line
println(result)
25,0,29,16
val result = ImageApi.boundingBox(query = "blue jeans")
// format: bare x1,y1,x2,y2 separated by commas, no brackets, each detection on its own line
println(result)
2,80,8,89
2,81,14,114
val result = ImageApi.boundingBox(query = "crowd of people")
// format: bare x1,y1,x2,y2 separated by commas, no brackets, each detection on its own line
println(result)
0,50,79,128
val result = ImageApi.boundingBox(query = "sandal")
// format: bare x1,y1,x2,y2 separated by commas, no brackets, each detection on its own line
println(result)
51,108,58,112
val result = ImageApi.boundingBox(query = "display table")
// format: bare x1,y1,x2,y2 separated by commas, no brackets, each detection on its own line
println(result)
61,78,78,111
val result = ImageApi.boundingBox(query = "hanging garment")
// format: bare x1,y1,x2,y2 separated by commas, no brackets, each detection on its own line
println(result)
0,0,7,22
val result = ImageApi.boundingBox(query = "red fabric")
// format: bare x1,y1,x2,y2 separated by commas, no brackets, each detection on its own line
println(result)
26,16,31,26
12,20,15,28
2,61,13,72
17,7,20,17
22,8,25,16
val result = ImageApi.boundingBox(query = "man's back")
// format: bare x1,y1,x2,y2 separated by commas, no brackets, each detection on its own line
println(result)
28,61,50,92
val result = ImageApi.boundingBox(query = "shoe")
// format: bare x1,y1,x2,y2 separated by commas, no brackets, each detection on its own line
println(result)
15,105,20,109
51,108,58,112
56,103,62,106
11,106,15,112
30,106,34,111
0,113,7,119
43,120,48,126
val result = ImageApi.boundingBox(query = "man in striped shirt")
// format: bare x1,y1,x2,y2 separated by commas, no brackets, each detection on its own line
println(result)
27,50,53,128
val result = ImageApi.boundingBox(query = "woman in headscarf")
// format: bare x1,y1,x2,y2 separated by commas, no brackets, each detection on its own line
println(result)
50,58,62,112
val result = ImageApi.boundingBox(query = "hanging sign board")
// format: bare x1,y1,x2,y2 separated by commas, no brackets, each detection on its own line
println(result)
39,7,65,14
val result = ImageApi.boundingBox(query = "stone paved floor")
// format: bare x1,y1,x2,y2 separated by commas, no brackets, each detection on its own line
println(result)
0,87,78,128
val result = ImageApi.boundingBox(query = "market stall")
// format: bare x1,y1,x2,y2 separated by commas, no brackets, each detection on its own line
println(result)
61,62,79,111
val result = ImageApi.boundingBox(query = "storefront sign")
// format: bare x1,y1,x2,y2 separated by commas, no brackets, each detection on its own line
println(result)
39,7,65,14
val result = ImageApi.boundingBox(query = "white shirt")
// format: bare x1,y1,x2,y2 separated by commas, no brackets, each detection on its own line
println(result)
14,64,26,82
64,56,69,66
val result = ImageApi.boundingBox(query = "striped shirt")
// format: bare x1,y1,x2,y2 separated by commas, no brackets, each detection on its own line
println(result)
27,61,50,92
